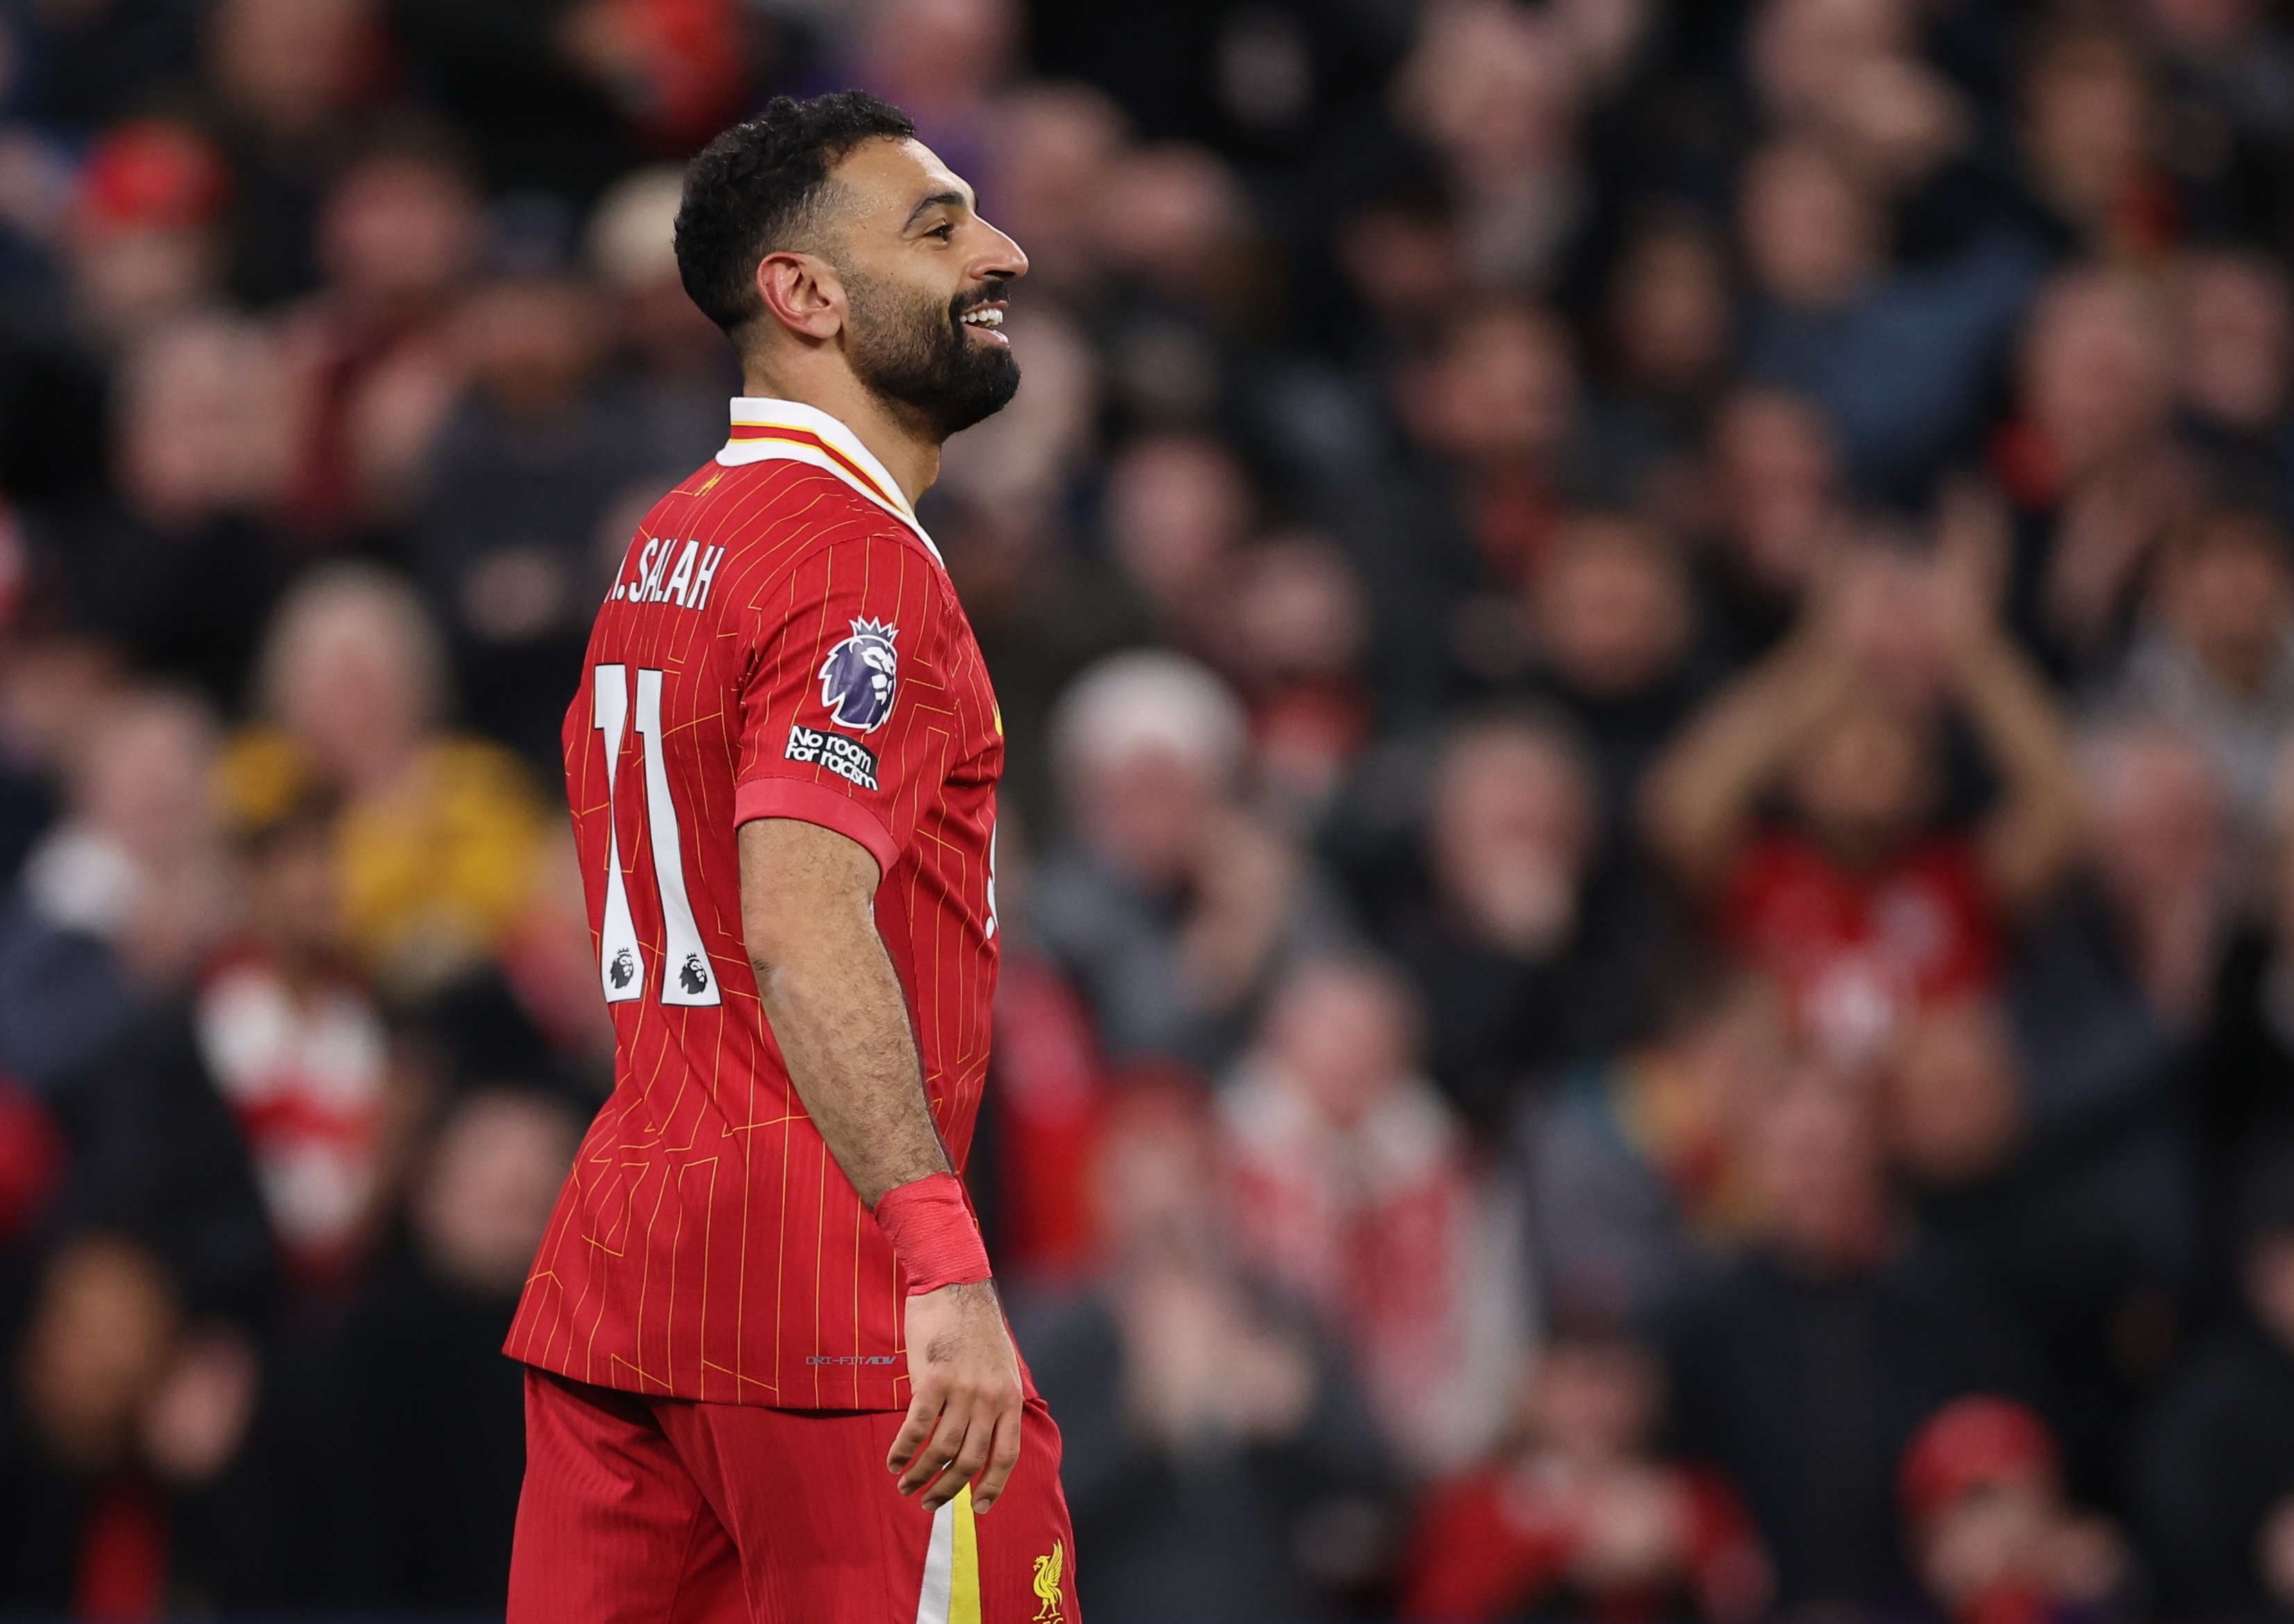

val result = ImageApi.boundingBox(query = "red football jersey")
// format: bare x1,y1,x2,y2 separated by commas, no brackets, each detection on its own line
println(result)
1721,827,1999,1065
506,398,1004,1410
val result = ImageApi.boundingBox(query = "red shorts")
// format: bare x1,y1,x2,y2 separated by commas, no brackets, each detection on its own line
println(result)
508,1369,1079,1624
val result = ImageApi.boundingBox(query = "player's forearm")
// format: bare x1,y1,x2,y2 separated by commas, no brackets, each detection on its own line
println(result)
753,933,949,1205
739,817,950,1205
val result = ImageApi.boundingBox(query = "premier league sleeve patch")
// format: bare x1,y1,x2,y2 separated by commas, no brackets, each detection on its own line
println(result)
816,617,899,733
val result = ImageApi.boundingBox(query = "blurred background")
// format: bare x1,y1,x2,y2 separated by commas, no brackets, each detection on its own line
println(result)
0,0,2292,1619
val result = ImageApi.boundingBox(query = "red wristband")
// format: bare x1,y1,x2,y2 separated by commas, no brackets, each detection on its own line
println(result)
872,1172,992,1295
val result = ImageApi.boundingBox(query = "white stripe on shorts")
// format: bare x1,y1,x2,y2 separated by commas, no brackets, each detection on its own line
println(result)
913,1498,955,1624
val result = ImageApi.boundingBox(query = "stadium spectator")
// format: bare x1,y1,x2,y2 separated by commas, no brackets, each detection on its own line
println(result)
1993,269,2198,684
547,0,754,161
1882,997,2026,1197
0,687,232,1091
1087,141,1254,436
1314,291,1508,723
459,823,618,1099
1667,1074,2037,1612
1092,135,1251,319
1900,1396,2131,1624
38,997,284,1356
1400,1333,1771,1624
2014,29,2182,264
380,0,642,202
0,1233,272,1616
1388,0,1596,291
60,119,234,350
1737,136,2046,499
857,0,1020,182
1099,432,1251,654
1205,529,1374,822
1596,214,1734,438
1222,955,1529,1474
1746,0,1971,196
2135,0,2294,256
1367,710,1626,1130
1956,719,2223,1514
1694,387,1855,666
941,498,1149,844
1515,511,1710,834
977,951,1109,1292
582,164,732,477
1583,217,1735,475
329,1085,577,1608
274,132,479,545
225,564,547,998
203,0,381,310
1885,982,2201,1507
981,82,1130,303
1016,1077,1393,1623
1029,650,1346,1070
1399,298,1580,596
1326,180,1464,396
407,269,663,770
2076,720,2234,1033
194,760,395,1297
2107,506,2294,875
1525,971,1791,1329
2134,1149,2294,1621
34,312,292,709
1645,523,2082,1069
2172,251,2294,517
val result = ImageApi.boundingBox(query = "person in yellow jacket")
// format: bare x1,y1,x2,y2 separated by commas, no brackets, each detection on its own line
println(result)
219,562,548,999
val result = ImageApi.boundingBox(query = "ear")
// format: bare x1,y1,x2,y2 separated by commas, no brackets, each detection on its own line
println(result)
753,251,845,342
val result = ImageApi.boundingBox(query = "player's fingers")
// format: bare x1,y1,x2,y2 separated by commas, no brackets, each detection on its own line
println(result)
933,1401,1000,1506
916,1451,971,1509
886,1387,943,1476
900,1401,972,1499
913,1417,979,1510
970,1403,1024,1513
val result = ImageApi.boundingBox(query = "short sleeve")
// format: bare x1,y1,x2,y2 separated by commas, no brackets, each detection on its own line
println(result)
732,532,943,877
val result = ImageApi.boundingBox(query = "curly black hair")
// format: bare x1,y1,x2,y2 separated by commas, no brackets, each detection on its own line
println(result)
673,90,917,337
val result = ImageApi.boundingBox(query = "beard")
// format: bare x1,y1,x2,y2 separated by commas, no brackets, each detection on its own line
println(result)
841,270,1021,442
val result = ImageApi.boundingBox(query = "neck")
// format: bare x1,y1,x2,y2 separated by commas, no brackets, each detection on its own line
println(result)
741,360,941,507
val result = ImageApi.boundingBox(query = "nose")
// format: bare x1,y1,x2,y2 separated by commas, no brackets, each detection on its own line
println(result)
975,219,1029,283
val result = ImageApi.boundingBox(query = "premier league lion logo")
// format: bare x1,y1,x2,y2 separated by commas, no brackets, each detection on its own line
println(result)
818,617,899,733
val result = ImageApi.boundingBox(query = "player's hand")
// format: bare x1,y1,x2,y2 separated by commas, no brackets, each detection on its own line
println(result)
889,1280,1024,1513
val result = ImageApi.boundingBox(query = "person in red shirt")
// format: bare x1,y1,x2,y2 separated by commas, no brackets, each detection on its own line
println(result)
1401,1334,1771,1624
502,91,1077,1623
1644,501,2082,1070
1899,1396,2127,1624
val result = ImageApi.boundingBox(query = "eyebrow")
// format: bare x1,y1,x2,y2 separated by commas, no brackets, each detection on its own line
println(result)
903,189,971,230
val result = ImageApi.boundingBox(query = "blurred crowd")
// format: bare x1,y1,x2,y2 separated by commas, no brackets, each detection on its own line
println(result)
1,0,2294,1620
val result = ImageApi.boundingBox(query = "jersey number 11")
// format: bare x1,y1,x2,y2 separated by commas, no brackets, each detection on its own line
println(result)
592,663,720,1008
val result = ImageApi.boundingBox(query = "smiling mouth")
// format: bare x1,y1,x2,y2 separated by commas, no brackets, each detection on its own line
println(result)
959,305,1004,330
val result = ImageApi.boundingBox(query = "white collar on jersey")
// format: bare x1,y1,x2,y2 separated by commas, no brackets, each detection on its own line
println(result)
716,397,943,564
